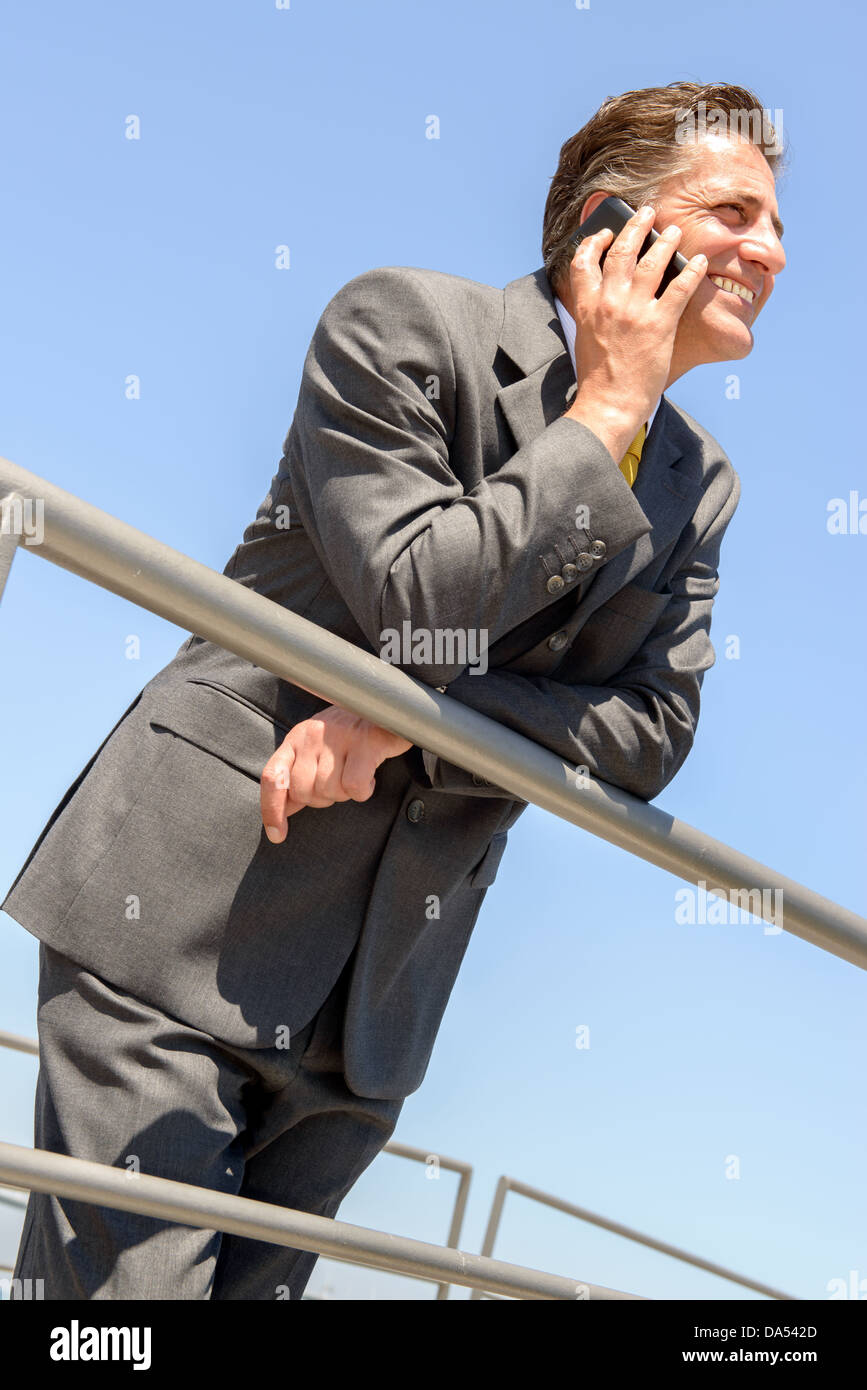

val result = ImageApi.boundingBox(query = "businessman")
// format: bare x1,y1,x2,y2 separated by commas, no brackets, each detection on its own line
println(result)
3,80,785,1299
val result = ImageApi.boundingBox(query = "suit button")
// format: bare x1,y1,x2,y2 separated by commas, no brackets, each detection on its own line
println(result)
406,798,426,823
589,539,607,558
548,630,568,652
576,552,594,571
561,562,578,583
546,574,565,594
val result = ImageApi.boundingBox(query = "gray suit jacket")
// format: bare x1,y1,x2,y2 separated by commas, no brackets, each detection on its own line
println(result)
1,264,740,1099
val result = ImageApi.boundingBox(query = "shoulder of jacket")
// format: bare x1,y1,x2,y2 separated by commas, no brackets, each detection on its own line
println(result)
335,263,498,296
321,264,502,332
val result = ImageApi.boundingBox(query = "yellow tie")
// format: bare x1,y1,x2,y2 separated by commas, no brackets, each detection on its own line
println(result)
619,423,646,488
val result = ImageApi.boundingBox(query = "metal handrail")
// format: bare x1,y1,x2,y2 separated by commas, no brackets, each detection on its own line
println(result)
0,462,851,1298
1,462,865,968
0,1142,641,1300
0,1029,37,1058
470,1176,793,1301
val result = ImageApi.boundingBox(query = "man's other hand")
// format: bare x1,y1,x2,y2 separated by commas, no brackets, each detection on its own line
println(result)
260,705,412,843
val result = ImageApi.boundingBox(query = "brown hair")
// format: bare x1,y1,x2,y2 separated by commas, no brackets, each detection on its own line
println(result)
542,82,785,294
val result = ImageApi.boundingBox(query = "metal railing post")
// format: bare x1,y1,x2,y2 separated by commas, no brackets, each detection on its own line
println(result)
470,1175,512,1300
381,1140,473,1299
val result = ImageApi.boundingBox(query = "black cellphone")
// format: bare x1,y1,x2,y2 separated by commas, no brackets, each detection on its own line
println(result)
568,195,689,297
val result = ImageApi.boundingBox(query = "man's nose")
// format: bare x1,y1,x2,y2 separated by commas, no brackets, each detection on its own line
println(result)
742,222,786,276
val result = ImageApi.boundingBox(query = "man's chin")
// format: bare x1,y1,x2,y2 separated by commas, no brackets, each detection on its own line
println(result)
703,321,754,363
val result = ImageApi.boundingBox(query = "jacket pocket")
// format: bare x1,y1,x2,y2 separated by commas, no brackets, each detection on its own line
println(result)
470,830,508,889
147,679,290,781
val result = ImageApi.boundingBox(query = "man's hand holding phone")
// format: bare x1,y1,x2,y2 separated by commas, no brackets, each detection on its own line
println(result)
563,203,708,466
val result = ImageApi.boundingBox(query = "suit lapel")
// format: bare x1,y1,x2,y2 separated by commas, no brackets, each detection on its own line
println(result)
491,267,704,666
567,399,703,632
495,265,577,450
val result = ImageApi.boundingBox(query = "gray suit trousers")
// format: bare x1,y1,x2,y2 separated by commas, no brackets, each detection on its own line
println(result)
14,941,404,1300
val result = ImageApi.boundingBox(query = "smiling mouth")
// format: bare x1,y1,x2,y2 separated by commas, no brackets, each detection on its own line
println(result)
708,275,756,305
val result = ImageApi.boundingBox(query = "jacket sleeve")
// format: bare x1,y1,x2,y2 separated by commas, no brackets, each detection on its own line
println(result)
288,265,653,687
414,472,740,803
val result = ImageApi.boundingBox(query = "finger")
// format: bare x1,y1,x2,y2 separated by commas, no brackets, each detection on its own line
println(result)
340,744,379,802
632,222,683,289
284,792,336,820
601,204,657,278
284,743,322,807
283,741,344,808
657,252,708,314
569,226,615,288
311,744,353,804
261,744,295,843
633,218,680,269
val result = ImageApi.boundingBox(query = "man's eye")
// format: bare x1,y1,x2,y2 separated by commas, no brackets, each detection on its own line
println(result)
716,202,746,219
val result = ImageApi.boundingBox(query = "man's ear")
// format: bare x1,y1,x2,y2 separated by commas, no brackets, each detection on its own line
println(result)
553,190,616,302
578,190,613,226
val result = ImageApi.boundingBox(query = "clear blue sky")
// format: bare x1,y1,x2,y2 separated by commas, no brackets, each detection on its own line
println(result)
1,0,864,1300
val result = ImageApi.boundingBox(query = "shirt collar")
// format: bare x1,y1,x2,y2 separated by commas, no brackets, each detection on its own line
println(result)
554,295,661,437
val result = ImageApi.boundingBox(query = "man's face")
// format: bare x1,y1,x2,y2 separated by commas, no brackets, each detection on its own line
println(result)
651,132,786,370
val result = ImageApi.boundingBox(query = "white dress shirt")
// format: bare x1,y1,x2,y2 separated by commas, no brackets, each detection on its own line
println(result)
554,295,661,440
